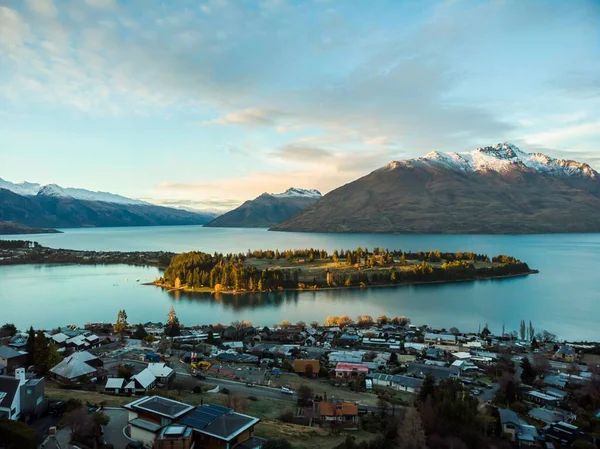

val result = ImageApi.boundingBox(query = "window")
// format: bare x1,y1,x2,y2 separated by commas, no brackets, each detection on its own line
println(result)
27,388,33,395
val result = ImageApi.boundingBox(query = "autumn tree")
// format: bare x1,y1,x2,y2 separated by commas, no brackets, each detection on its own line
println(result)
377,315,389,326
357,315,374,327
337,315,354,327
280,320,291,328
324,316,340,326
114,309,128,339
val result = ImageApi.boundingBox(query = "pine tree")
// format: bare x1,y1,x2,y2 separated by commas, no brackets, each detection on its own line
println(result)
34,330,50,374
26,327,36,366
419,373,436,402
520,357,537,385
47,343,61,369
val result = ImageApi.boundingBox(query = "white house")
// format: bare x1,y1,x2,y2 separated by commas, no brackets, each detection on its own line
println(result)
146,363,175,384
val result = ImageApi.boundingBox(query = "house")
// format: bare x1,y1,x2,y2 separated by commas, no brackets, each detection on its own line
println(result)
181,404,261,448
0,346,28,373
49,351,105,384
424,333,457,345
293,360,320,377
317,400,359,430
544,421,584,447
553,345,576,363
125,368,157,393
124,396,195,447
406,363,458,381
334,363,369,378
105,378,127,395
425,348,446,360
524,390,560,407
451,360,480,374
498,408,520,442
368,373,423,394
0,368,46,420
328,351,365,364
528,407,575,424
147,362,175,384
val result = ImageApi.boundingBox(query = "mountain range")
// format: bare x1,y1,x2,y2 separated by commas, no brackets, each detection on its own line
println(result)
204,188,322,228
0,178,217,229
272,143,600,234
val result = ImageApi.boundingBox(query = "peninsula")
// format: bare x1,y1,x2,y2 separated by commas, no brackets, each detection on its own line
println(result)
0,240,174,267
155,248,537,294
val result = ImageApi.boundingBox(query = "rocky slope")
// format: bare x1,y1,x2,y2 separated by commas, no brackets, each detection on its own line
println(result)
272,143,600,234
205,188,322,228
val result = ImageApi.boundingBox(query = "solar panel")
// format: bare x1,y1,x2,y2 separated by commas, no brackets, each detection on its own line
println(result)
181,405,230,430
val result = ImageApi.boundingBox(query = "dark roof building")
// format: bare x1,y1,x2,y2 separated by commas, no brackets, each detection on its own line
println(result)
181,404,260,448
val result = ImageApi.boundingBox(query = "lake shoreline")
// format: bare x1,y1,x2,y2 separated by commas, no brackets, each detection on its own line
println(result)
151,269,539,295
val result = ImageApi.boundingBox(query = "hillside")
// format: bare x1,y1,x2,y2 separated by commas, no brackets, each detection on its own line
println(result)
272,143,600,234
0,187,215,228
204,188,321,228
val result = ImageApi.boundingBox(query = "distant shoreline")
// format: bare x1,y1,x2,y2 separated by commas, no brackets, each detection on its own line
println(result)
151,269,539,295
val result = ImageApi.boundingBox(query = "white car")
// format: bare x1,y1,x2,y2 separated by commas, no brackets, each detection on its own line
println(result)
281,387,294,395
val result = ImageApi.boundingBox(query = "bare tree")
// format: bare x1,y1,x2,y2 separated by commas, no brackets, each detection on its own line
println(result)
397,407,427,449
532,354,550,377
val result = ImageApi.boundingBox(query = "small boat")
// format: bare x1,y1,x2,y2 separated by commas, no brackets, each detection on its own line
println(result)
136,278,140,282
125,278,128,281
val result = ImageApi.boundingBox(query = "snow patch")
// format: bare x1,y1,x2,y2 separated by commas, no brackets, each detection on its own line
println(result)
0,177,148,205
270,187,322,198
387,143,597,179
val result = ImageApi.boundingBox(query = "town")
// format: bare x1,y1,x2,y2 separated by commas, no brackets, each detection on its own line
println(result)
0,311,599,449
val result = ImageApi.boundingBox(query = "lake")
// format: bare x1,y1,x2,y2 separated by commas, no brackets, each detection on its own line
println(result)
1,226,599,341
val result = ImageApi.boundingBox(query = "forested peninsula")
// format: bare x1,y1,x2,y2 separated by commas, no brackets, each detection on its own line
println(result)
155,247,537,294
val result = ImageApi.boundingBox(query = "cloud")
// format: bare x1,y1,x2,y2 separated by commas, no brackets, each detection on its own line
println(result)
26,0,57,18
207,108,278,126
524,121,600,146
270,144,333,162
145,197,241,211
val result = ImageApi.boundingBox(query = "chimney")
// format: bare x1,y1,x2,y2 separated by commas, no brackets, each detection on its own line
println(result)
15,367,26,386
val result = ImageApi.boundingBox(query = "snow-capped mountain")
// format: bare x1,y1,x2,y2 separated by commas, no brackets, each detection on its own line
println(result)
390,143,597,179
0,177,216,229
0,177,148,205
205,187,322,228
274,143,600,234
270,188,322,199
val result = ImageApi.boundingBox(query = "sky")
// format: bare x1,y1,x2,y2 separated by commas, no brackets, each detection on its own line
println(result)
0,0,599,211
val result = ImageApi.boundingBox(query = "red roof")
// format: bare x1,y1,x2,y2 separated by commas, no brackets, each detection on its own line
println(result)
334,362,369,373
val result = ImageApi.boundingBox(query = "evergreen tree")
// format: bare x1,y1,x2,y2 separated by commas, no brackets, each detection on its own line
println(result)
419,373,436,402
46,343,61,369
133,324,148,340
26,327,36,366
34,330,50,374
520,357,537,385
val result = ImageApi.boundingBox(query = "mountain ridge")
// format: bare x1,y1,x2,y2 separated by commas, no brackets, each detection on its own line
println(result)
205,187,322,228
272,143,600,234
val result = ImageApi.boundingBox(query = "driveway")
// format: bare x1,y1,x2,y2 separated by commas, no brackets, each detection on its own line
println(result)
103,408,133,448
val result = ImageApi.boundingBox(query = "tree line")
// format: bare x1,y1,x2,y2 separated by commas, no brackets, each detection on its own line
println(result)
159,248,530,292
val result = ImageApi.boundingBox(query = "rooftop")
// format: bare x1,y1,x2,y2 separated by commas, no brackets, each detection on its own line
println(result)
180,404,259,442
319,401,358,416
125,395,195,419
0,376,20,409
49,351,99,380
0,346,27,359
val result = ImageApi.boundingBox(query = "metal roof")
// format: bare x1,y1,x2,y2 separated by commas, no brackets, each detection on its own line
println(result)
49,351,99,380
0,346,27,359
125,395,194,419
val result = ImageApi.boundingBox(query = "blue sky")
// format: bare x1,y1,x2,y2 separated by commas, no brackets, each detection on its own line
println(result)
1,0,599,210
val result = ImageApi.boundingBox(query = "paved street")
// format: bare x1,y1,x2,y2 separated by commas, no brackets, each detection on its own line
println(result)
103,408,132,448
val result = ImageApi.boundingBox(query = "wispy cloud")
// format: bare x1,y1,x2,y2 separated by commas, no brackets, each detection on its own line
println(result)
270,144,333,162
206,109,278,126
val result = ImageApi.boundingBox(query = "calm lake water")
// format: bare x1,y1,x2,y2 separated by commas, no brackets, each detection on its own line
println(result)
1,226,599,341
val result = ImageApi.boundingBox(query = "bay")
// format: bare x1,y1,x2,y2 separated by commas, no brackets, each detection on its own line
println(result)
1,226,598,341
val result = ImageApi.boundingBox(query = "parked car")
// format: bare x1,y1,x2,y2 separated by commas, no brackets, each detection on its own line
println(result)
281,387,294,395
246,382,255,387
471,389,482,396
220,387,231,395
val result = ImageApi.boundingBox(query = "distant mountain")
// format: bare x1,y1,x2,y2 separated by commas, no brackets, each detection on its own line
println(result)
272,143,600,234
205,188,322,228
0,178,217,228
0,221,61,235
